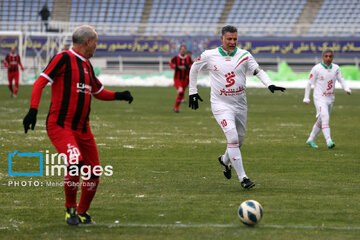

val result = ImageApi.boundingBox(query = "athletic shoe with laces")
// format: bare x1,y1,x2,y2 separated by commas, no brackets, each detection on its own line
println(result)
218,155,232,179
78,212,95,224
240,177,255,189
306,140,318,148
65,207,79,226
327,141,335,149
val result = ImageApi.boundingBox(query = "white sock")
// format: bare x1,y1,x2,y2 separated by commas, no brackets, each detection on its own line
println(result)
222,149,231,166
307,122,321,142
322,128,332,144
227,145,246,181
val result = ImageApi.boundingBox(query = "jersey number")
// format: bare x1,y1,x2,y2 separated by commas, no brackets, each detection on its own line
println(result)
221,119,227,127
225,72,235,88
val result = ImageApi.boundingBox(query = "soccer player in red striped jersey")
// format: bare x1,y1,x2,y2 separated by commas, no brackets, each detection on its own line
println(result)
23,25,133,225
168,45,193,113
3,47,24,97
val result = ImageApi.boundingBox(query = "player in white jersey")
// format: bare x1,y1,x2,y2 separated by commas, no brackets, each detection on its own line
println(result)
303,49,351,149
188,25,285,189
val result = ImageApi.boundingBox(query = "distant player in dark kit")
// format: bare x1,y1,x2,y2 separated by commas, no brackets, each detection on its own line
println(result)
168,45,193,113
3,47,24,97
23,25,133,226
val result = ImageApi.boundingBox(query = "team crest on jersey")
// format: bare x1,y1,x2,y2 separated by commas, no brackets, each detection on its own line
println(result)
225,72,235,87
77,83,92,94
326,80,333,91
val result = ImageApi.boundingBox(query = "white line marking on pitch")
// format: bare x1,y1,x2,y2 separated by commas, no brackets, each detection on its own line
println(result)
80,223,360,230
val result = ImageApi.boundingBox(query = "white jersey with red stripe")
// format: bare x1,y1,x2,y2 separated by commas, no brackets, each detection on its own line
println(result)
189,47,271,114
304,62,350,104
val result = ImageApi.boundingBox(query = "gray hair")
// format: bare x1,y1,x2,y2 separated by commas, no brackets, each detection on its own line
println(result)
322,48,334,56
72,25,97,45
221,25,237,36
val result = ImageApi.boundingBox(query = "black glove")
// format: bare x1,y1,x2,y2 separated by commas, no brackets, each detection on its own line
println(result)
115,91,133,104
189,93,203,110
268,85,286,93
23,108,38,134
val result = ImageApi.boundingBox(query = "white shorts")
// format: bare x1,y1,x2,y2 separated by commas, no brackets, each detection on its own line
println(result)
314,101,333,119
213,110,247,137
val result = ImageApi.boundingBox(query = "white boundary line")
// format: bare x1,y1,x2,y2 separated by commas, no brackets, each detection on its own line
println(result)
79,223,360,230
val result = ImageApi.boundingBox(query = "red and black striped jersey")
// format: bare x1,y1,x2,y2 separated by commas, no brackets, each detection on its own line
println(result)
32,49,103,132
4,53,23,72
168,55,193,81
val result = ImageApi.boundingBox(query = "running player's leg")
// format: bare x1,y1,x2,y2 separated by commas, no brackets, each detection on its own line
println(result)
174,80,183,112
321,103,334,147
222,111,246,165
214,112,247,181
306,101,323,148
47,124,83,209
235,111,246,148
13,71,19,96
180,79,189,103
75,129,100,218
8,72,14,96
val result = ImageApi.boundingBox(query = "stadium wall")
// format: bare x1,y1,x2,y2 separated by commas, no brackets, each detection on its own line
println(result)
2,34,360,58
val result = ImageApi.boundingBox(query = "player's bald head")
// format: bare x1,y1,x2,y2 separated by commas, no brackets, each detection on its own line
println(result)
221,25,237,36
72,25,98,45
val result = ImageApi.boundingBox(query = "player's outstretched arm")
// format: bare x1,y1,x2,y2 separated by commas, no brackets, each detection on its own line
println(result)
253,67,286,93
268,85,286,93
94,89,133,104
336,70,351,95
23,76,49,133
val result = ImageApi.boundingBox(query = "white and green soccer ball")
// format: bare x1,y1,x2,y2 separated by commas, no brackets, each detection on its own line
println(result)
238,200,263,226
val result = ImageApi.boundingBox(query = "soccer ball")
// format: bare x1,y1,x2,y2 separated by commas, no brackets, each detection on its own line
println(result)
238,200,263,226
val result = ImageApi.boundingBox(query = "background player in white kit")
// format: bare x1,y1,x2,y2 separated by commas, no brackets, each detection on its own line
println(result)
303,49,351,149
188,25,285,189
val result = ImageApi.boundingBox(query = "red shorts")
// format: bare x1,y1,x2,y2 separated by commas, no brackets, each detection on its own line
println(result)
174,79,189,93
47,122,100,169
8,71,19,83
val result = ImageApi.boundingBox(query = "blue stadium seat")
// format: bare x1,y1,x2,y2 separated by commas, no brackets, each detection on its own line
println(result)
67,0,145,34
225,0,306,36
308,0,360,36
145,0,226,35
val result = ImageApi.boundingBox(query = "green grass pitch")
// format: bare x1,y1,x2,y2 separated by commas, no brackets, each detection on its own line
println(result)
0,85,359,239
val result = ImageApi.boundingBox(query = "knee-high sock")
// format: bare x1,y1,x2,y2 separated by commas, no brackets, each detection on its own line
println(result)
8,84,13,94
307,121,321,142
222,149,231,165
174,93,183,110
14,78,19,95
77,178,100,213
322,127,332,144
227,143,247,181
64,174,80,208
